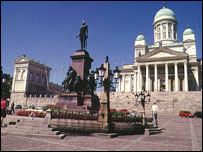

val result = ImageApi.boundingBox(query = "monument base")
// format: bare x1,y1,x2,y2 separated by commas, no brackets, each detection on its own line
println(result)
57,93,100,113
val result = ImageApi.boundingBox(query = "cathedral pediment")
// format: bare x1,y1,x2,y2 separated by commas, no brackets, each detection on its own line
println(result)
148,52,176,58
136,48,188,62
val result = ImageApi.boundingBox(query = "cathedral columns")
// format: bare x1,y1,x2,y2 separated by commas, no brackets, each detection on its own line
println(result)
184,62,188,91
137,65,141,91
174,62,179,91
165,63,169,91
146,64,149,91
133,71,137,92
154,64,158,92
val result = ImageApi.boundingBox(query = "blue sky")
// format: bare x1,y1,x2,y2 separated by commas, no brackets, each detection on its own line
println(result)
1,1,202,85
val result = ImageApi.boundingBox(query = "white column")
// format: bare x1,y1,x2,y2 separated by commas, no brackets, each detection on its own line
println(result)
154,64,158,92
165,63,169,91
137,65,141,91
149,68,151,91
129,75,132,92
11,67,17,92
193,67,199,91
122,75,125,92
133,71,137,92
184,62,188,91
174,62,179,91
146,64,149,91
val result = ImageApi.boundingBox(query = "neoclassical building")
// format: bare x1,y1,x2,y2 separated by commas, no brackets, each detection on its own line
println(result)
10,55,62,98
117,3,202,93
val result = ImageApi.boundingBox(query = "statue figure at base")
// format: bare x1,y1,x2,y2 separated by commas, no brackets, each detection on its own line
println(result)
77,21,88,50
62,66,77,92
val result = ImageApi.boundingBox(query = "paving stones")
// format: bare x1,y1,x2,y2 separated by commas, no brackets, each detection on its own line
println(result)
1,116,202,151
1,115,66,139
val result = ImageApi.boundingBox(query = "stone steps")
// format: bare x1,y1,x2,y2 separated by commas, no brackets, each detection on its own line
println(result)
97,91,202,117
145,122,164,135
1,116,66,139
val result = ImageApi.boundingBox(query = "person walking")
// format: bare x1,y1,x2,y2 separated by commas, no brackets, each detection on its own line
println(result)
11,102,15,114
151,102,158,127
1,97,7,127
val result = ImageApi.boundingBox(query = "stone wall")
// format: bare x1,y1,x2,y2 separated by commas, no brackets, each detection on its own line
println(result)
10,92,59,107
96,91,202,117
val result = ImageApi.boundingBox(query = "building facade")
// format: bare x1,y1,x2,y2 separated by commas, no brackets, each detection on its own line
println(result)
118,3,202,93
10,55,62,106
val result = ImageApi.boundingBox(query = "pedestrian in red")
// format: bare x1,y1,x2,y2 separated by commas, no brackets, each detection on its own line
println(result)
1,97,7,127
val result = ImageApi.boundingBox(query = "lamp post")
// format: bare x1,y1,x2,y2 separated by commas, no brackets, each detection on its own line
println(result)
134,91,151,125
94,56,120,133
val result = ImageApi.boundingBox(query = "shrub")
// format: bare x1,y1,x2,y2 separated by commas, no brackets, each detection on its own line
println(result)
194,111,202,118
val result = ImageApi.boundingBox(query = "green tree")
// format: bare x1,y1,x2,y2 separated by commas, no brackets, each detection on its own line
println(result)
1,66,13,99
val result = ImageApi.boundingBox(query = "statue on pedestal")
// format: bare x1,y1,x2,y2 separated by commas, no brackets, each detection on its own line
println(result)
77,21,88,50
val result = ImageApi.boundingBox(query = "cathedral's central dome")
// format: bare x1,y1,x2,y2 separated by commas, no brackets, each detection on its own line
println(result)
154,7,176,21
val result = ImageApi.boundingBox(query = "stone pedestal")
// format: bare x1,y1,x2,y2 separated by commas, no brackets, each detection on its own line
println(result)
98,101,108,132
70,50,93,81
57,93,100,113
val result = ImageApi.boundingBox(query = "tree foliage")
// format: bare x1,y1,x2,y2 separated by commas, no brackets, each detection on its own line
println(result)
1,66,13,99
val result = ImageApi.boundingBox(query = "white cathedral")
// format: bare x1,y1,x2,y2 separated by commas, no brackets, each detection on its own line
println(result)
117,3,202,93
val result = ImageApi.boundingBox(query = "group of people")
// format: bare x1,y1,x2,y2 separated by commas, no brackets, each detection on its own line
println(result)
1,97,15,127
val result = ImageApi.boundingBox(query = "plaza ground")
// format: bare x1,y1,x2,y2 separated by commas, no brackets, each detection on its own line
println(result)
1,116,202,151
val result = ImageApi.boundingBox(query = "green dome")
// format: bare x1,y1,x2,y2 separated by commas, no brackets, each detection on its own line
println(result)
183,27,194,35
136,34,145,41
154,7,176,20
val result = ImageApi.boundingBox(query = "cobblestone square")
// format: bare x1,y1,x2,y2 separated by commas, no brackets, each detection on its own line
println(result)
1,117,202,151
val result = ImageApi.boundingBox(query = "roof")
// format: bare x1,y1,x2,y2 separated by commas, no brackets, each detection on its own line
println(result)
14,55,52,70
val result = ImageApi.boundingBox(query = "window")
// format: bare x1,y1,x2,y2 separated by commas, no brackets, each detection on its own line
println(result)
163,24,166,30
163,32,166,38
30,72,34,81
157,25,161,40
21,70,26,80
16,70,21,80
168,31,171,38
36,74,40,82
158,33,161,40
162,24,166,38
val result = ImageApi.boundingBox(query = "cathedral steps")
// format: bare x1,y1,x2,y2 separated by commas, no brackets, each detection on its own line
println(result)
1,115,66,139
96,91,202,117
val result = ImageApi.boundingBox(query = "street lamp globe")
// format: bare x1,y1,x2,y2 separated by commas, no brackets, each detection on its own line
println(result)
113,66,121,80
94,68,99,80
98,64,105,77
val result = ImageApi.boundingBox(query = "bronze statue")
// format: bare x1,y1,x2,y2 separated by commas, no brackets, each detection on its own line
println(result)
87,72,96,95
72,76,83,93
62,66,77,92
77,21,88,50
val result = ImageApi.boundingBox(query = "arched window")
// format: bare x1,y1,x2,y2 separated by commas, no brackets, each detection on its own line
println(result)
30,72,34,81
162,24,166,38
42,76,46,84
16,70,21,80
157,25,161,40
21,70,26,80
36,73,40,82
168,23,172,38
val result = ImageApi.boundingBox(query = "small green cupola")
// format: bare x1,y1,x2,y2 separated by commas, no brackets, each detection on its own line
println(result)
183,25,194,35
136,32,145,41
